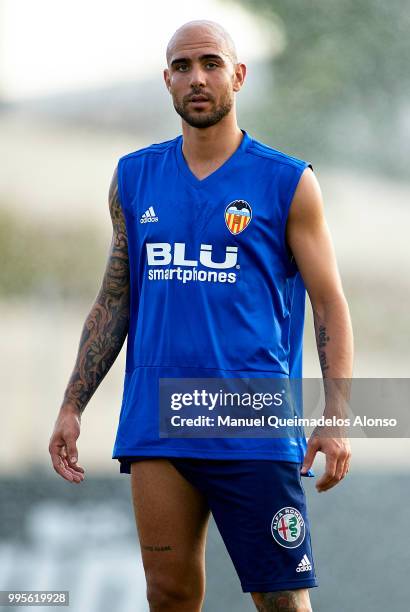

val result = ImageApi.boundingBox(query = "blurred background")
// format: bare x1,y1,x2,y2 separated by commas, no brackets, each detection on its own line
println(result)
1,0,409,610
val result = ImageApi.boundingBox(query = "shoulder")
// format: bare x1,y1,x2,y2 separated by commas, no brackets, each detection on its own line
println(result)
246,135,311,173
118,135,180,164
288,166,323,229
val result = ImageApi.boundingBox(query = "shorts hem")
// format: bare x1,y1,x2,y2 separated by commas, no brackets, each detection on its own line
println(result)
240,577,319,593
113,448,304,460
114,451,315,477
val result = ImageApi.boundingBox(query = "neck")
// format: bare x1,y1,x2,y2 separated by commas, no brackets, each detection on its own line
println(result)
181,113,243,165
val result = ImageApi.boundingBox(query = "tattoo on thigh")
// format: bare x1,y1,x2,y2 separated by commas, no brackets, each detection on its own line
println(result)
253,589,308,611
142,544,173,552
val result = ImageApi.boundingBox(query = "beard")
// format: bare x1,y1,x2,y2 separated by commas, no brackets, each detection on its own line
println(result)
172,88,234,129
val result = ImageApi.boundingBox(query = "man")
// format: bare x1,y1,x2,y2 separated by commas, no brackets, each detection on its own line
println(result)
49,19,353,612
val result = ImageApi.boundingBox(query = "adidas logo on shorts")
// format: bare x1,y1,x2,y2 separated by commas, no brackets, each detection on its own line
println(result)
296,554,312,572
140,206,159,223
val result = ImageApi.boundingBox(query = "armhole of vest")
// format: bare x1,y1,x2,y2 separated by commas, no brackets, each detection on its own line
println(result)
117,157,128,215
281,161,313,274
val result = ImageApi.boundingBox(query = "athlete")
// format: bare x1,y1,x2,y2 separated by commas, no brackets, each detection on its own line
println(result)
49,19,353,612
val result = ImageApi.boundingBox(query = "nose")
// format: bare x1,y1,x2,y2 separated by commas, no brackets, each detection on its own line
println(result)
189,64,206,89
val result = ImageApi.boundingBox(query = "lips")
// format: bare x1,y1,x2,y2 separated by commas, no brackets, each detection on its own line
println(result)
190,95,209,102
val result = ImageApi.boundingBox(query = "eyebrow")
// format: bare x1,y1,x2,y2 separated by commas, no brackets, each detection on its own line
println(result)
170,54,225,67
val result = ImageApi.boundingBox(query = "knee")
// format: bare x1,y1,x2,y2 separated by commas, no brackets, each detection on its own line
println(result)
251,590,312,612
146,576,204,611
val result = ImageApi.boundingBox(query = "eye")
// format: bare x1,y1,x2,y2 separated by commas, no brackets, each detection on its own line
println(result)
176,64,189,72
205,62,218,69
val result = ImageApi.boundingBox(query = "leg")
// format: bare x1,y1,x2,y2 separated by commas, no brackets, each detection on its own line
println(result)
251,588,312,611
130,459,210,612
203,461,318,598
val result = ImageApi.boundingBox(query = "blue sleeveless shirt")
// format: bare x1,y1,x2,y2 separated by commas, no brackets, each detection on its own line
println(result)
112,129,314,469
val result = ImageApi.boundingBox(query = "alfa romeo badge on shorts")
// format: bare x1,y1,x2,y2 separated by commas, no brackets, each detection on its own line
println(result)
271,506,306,549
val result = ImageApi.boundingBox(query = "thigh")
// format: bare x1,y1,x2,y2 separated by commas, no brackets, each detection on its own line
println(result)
203,460,318,594
130,458,210,588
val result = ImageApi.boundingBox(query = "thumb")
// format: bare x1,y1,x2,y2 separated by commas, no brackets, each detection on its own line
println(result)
301,441,318,474
66,438,78,464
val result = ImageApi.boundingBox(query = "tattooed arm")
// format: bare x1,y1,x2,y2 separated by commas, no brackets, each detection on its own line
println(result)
285,168,354,492
49,167,129,483
63,167,129,413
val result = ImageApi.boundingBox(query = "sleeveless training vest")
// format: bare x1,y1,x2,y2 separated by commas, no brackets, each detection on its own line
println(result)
112,129,313,468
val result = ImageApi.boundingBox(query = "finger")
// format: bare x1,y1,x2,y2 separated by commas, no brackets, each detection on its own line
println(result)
60,443,84,473
62,456,84,478
49,448,75,482
71,464,85,473
62,457,84,482
334,451,347,481
330,447,351,487
318,447,351,492
319,456,345,492
301,438,320,474
342,450,351,478
66,459,85,474
49,437,83,482
316,453,337,492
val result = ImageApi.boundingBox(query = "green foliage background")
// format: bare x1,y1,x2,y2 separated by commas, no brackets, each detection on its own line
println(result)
0,209,106,299
233,0,410,177
2,1,409,299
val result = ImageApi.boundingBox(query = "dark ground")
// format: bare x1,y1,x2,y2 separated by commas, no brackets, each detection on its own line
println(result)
0,469,408,612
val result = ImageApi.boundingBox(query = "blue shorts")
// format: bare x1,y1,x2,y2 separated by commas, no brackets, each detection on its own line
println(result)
119,457,319,593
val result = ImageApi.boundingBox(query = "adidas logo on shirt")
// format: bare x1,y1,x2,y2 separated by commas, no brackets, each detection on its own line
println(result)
296,554,312,573
140,206,159,224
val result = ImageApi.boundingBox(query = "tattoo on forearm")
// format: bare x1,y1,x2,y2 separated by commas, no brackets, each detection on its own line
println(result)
317,323,330,376
252,589,309,611
63,168,130,414
142,545,173,552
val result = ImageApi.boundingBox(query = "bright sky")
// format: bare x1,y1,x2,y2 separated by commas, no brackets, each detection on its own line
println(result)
0,0,279,101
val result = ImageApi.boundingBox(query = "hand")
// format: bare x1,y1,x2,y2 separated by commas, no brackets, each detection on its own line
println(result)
49,405,85,483
300,426,351,492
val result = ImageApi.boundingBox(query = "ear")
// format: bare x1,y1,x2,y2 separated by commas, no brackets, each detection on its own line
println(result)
163,68,171,92
233,63,246,92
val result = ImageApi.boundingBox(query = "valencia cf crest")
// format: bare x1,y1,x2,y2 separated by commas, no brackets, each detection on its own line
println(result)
225,200,252,235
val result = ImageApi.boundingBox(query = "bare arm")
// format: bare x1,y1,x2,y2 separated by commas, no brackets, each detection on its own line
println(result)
49,167,129,482
286,168,354,491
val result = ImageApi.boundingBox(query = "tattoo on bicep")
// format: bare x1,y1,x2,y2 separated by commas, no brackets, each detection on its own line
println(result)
317,323,330,376
252,589,307,611
63,167,130,414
